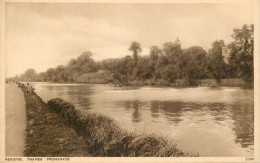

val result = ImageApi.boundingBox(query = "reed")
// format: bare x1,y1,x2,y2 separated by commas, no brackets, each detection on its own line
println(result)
47,98,197,157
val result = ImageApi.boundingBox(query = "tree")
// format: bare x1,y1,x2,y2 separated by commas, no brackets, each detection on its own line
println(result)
115,55,134,84
161,40,183,81
231,24,254,83
227,42,241,78
77,51,97,73
207,40,226,83
163,38,182,64
149,46,162,79
23,68,37,81
53,65,67,82
38,72,47,82
129,41,142,64
175,37,181,46
134,56,153,80
99,58,121,72
183,46,207,79
68,58,77,67
46,68,55,81
150,46,161,61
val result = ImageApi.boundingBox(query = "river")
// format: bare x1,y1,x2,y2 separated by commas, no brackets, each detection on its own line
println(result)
30,82,254,157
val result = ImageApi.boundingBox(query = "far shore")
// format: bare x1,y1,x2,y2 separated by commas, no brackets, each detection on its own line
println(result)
16,78,253,89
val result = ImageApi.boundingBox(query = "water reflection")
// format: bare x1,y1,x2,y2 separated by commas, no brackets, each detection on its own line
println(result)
113,99,254,154
231,103,254,149
31,83,254,156
132,101,142,123
150,101,160,118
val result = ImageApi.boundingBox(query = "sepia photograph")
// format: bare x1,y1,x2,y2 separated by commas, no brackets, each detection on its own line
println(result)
1,0,260,162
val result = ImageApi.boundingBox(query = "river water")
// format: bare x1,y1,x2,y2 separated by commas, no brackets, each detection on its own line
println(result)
30,82,254,157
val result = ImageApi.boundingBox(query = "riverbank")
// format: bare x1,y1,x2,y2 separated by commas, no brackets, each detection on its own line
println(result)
19,85,90,157
25,77,251,88
5,84,26,156
47,98,197,157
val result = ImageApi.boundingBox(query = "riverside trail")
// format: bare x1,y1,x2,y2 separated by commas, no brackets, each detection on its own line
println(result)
5,83,26,156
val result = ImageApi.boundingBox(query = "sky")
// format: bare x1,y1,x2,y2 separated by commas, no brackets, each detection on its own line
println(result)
5,3,254,77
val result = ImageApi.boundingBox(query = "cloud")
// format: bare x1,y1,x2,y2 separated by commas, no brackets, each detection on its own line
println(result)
5,3,254,77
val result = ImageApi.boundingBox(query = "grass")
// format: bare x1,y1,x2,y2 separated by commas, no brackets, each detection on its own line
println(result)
47,98,197,157
20,88,90,157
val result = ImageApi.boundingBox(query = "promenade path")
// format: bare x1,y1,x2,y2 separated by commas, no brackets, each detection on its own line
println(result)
5,83,26,156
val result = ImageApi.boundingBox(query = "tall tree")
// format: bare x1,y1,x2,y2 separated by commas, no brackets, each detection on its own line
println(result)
207,40,226,83
231,24,254,83
161,40,183,81
162,39,182,63
227,42,241,78
115,55,134,84
129,41,142,64
149,46,162,79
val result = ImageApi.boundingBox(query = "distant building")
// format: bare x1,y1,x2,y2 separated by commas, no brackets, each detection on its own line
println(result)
222,46,231,63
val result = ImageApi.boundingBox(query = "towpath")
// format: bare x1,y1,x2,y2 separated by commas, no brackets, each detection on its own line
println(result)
5,83,26,156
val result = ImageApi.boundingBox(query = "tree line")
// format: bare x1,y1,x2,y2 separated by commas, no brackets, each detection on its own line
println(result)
11,24,254,86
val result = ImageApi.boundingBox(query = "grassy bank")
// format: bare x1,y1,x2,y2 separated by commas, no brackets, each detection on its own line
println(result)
20,87,90,157
47,98,197,157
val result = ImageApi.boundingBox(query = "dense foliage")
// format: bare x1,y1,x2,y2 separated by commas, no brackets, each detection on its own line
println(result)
12,24,254,86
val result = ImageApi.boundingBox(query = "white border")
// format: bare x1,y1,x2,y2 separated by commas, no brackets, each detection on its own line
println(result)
0,0,259,162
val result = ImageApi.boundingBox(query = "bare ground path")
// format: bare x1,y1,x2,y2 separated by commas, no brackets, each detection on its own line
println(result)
5,83,26,156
